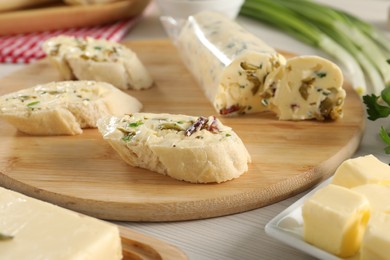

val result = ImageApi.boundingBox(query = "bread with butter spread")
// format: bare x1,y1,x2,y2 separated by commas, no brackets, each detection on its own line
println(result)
0,80,142,135
97,113,251,183
42,35,153,90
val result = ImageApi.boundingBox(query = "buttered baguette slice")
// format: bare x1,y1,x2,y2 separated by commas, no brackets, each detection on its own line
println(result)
265,55,345,120
42,35,154,90
97,113,251,183
0,80,142,135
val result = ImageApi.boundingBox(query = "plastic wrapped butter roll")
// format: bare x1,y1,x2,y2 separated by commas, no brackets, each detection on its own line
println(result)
265,55,346,120
176,11,286,116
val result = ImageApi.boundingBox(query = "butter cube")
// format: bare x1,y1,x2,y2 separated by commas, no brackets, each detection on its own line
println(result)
0,187,122,260
352,184,390,214
361,213,390,260
332,154,390,188
302,184,371,257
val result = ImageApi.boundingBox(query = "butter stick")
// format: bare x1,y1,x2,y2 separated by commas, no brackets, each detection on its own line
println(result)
332,154,390,188
0,187,122,260
302,184,370,257
352,184,390,213
361,212,390,260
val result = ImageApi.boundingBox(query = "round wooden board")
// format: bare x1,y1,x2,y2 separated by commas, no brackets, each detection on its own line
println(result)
118,225,187,259
0,40,365,221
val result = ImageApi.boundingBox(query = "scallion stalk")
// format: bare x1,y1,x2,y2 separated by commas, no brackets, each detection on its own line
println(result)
240,0,390,95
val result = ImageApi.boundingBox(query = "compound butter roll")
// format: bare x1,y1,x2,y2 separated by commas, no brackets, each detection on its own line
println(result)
176,11,286,116
265,55,345,120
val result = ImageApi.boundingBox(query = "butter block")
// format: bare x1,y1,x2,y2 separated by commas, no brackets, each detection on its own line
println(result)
352,184,390,214
0,187,122,260
361,212,390,260
332,154,390,188
302,184,370,257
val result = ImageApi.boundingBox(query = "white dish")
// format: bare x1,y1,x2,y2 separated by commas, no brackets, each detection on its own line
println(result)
155,0,245,20
265,178,359,260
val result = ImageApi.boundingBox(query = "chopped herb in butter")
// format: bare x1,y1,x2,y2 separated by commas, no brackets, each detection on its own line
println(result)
128,120,143,128
0,233,13,241
27,101,40,107
159,122,185,131
315,71,327,78
121,132,135,142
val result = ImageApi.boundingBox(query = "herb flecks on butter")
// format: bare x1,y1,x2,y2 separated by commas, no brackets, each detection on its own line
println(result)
299,77,315,101
0,81,105,111
128,120,143,128
27,101,40,107
118,114,228,142
159,122,185,131
121,132,135,142
0,232,13,241
315,71,327,78
46,37,123,63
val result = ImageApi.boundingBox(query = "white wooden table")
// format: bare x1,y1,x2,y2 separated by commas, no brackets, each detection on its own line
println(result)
1,1,389,259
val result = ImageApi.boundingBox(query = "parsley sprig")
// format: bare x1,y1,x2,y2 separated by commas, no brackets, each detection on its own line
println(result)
363,85,390,154
363,85,390,120
379,126,390,154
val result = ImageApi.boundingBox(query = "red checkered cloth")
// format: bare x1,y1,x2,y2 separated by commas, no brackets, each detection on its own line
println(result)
0,16,140,64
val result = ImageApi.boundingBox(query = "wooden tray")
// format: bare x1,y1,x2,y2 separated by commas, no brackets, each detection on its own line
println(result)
119,225,187,259
0,39,365,221
0,0,151,35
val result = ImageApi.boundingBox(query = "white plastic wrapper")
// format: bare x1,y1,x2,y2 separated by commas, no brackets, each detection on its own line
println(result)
171,11,286,116
163,11,345,120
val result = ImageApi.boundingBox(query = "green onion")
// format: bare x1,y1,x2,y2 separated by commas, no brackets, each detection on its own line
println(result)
240,0,390,95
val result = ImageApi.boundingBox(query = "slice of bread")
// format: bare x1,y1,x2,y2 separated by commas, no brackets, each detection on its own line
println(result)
0,80,142,135
42,36,154,90
97,113,251,183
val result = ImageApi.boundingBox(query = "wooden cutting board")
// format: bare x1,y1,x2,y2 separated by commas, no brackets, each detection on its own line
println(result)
119,225,187,259
0,39,365,221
